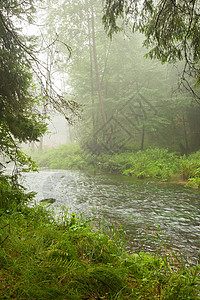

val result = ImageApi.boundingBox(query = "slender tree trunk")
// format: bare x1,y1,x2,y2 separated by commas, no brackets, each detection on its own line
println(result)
182,114,189,153
141,125,145,151
91,6,113,150
138,99,146,151
86,1,96,146
136,83,147,151
40,44,53,150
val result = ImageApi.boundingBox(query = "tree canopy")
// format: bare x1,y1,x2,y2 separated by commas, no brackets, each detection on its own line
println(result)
103,0,200,100
0,0,80,172
0,0,46,170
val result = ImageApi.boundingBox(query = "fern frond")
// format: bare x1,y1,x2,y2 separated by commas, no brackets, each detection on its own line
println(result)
44,248,79,271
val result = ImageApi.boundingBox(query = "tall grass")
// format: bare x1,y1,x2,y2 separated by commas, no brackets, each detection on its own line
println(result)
0,203,199,299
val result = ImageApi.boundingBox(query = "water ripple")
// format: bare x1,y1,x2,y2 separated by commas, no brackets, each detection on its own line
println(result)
23,169,200,264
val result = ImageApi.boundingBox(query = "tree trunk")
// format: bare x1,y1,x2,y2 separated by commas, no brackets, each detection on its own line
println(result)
182,114,189,153
86,1,96,146
140,125,145,151
138,99,146,151
91,6,113,150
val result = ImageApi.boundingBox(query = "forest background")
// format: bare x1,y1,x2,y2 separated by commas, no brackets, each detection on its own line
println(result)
29,0,200,157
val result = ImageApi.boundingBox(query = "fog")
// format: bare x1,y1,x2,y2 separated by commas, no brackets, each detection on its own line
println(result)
24,0,200,154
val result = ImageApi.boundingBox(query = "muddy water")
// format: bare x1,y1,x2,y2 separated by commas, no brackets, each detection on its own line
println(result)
23,169,200,264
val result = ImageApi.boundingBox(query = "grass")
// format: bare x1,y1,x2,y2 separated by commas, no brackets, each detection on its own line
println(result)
0,203,199,299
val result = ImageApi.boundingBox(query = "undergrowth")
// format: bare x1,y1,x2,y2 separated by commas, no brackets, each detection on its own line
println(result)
25,143,89,170
0,200,199,299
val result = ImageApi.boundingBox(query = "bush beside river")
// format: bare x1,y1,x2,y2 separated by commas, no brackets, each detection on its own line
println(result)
27,144,200,188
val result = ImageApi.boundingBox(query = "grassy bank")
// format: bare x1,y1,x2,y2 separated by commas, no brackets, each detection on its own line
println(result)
26,144,200,188
0,203,199,299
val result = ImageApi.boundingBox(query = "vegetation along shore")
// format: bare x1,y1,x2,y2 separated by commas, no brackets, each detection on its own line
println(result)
0,193,199,299
28,144,200,189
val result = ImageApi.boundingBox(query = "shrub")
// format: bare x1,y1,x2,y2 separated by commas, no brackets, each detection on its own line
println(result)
0,174,34,212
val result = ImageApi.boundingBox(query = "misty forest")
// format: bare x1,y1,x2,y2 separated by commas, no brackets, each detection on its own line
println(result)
0,0,200,299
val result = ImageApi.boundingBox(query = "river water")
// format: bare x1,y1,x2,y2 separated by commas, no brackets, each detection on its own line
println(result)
22,169,200,264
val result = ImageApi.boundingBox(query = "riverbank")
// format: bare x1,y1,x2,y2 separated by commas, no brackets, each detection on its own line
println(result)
0,203,199,299
1,149,200,298
26,144,200,189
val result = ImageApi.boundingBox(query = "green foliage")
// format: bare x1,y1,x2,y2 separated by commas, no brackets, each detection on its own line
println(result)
0,0,48,171
180,151,200,178
27,143,93,170
30,144,200,187
185,177,200,189
179,151,200,188
97,148,180,181
103,0,200,93
0,174,35,212
0,204,199,299
88,266,125,295
96,148,200,186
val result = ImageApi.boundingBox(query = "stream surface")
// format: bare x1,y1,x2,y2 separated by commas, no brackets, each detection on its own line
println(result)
23,169,200,264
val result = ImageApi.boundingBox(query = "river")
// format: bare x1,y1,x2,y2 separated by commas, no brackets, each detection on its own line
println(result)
22,169,200,264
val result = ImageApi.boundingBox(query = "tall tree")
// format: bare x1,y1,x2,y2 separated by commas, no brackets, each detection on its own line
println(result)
90,4,113,149
45,0,114,150
0,0,46,171
0,0,79,173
